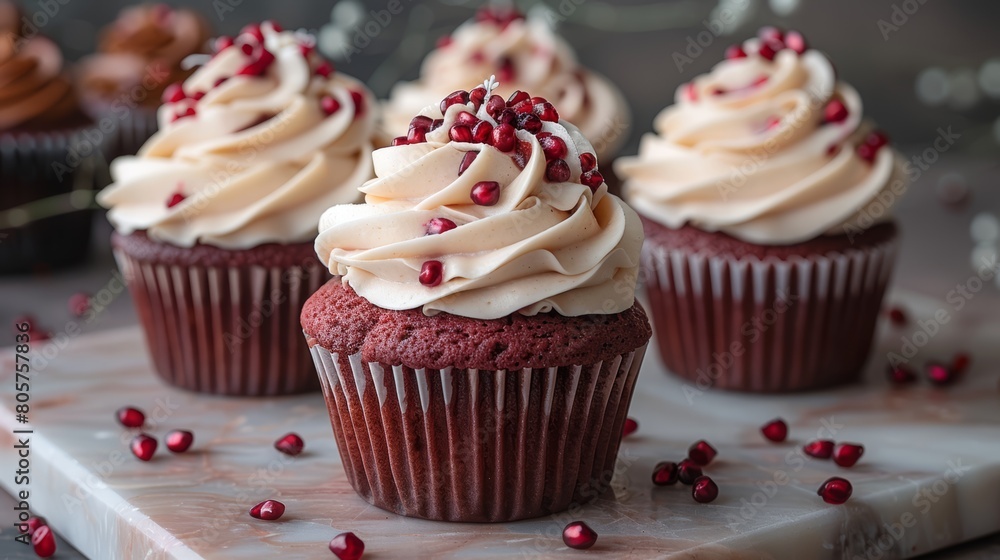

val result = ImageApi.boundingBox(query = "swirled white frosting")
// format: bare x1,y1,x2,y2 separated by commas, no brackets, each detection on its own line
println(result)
316,90,643,320
98,22,376,248
615,38,907,245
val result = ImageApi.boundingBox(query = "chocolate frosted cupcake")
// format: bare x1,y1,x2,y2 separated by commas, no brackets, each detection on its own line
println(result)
98,22,377,396
304,78,650,522
77,4,211,157
615,28,907,393
381,6,629,163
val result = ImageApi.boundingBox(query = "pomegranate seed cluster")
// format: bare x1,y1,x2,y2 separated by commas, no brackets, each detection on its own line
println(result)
645,437,721,503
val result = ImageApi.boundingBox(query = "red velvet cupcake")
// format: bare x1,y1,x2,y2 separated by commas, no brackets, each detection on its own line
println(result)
616,28,908,392
304,78,649,521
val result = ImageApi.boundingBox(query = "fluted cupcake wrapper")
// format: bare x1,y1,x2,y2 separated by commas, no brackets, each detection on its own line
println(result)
114,247,326,396
642,235,898,392
309,343,648,522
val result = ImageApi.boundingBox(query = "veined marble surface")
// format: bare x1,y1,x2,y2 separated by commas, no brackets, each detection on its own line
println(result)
0,288,998,559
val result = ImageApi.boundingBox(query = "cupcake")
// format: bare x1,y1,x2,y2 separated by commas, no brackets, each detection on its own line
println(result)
0,20,106,274
303,77,650,522
380,6,629,163
77,3,211,158
615,28,907,393
98,21,377,396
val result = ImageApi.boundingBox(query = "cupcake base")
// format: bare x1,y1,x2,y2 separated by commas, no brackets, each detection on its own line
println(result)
641,217,899,393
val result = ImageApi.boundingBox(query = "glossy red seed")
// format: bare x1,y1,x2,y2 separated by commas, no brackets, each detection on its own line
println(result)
426,218,458,235
545,159,570,182
214,77,228,88
32,525,56,558
162,83,185,103
455,111,480,127
410,116,433,131
952,353,971,374
130,434,157,461
513,140,532,169
485,94,506,118
758,40,782,61
677,459,703,485
350,91,365,117
725,44,747,59
419,261,444,287
329,532,365,560
535,102,559,122
299,41,315,57
785,30,808,54
823,100,848,123
458,151,478,176
491,123,516,152
275,433,305,456
471,181,501,206
507,90,530,107
390,136,408,147
497,56,515,83
407,126,426,144
440,90,470,114
117,407,145,428
516,113,542,133
761,418,788,442
496,108,517,126
166,192,185,208
562,521,597,550
758,26,785,44
449,125,472,143
581,170,605,191
430,119,444,131
165,430,194,453
888,307,907,326
926,362,959,386
688,440,717,466
857,143,879,163
826,144,840,157
472,121,493,144
803,439,835,459
213,35,234,53
469,86,487,110
579,153,598,172
833,443,864,467
68,292,90,317
321,96,341,115
20,516,46,535
170,107,196,123
818,476,852,504
685,82,698,102
539,135,567,160
315,61,333,78
652,461,679,486
866,130,890,148
692,475,719,503
264,20,282,32
887,364,918,385
622,417,638,438
249,499,285,520
240,23,264,42
436,35,453,48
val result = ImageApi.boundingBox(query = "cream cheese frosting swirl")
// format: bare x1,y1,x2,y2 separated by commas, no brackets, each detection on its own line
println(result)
615,33,907,245
317,80,643,319
99,22,376,249
381,9,629,161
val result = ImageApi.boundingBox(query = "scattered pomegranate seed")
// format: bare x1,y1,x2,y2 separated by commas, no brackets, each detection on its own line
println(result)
440,90,470,114
430,119,444,131
455,111,479,127
68,292,90,317
165,430,194,453
761,418,788,442
275,433,305,456
579,152,598,172
390,136,408,147
758,40,781,61
513,140,532,169
823,100,848,124
315,61,333,78
329,532,365,560
166,192,185,208
926,362,960,386
833,443,864,467
32,525,56,558
692,476,719,503
130,434,157,461
485,94,506,118
450,124,473,143
214,77,228,88
299,41,315,57
321,96,341,116
539,135,567,160
507,90,530,107
469,86,487,110
817,476,852,504
952,353,970,374
865,130,890,149
458,151,478,176
535,102,559,122
472,121,494,144
581,170,605,191
688,440,718,466
725,44,747,59
758,26,785,44
497,57,516,83
684,82,698,102
888,307,907,326
652,461,679,486
171,107,196,123
117,407,145,428
677,459,703,485
545,159,570,182
785,30,808,54
826,144,840,157
240,23,264,42
407,126,426,144
622,417,638,437
857,143,878,163
426,218,458,235
162,83,185,103
803,439,835,459
887,364,918,385
436,35,453,49
516,113,542,133
471,181,501,206
249,499,285,520
491,123,516,152
562,521,597,550
419,261,444,287
213,35,234,53
20,516,46,535
350,91,365,117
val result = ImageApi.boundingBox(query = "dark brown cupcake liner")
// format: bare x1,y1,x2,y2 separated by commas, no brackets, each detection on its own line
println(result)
642,231,898,392
114,236,327,396
310,342,648,522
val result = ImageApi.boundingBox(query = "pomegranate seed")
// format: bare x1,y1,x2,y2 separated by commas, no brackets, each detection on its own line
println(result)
315,61,333,78
321,96,341,115
926,362,959,386
440,90,470,114
562,521,597,550
545,159,570,182
191,91,206,101
469,86,487,110
240,23,264,42
449,125,473,143
888,307,907,326
214,77,228,88
329,532,365,560
857,143,879,163
469,50,485,64
430,119,444,131
458,151,478,176
275,433,305,456
496,108,517,126
725,44,747,59
652,461,679,486
426,218,458,235
162,83,185,103
165,430,194,453
535,102,559,122
823,100,848,124
390,136,408,147
803,439,835,459
472,121,494,144
491,123,516,152
758,40,782,61
170,107,196,123
117,407,145,428
213,35,234,52
299,41,315,57
454,111,479,127
758,26,785,44
581,170,605,191
407,126,427,144
579,153,597,172
419,261,444,287
32,525,56,558
826,144,840,157
350,91,365,117
497,57,516,83
685,82,698,102
130,434,157,461
785,30,808,54
485,94,506,117
249,499,285,520
166,192,185,208
436,35,453,48
692,476,719,503
513,140,532,169
471,181,501,206
264,20,282,32
887,364,918,385
538,135,567,160
68,292,90,317
240,42,256,56
952,353,971,374
865,130,890,149
688,440,717,466
833,443,864,467
507,90,530,107
516,113,542,133
623,417,638,437
677,459,703,485
20,516,46,535
817,476,852,504
761,418,788,442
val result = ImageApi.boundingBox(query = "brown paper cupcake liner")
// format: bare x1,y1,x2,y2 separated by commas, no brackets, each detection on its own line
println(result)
114,239,327,396
310,343,648,522
642,233,898,392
